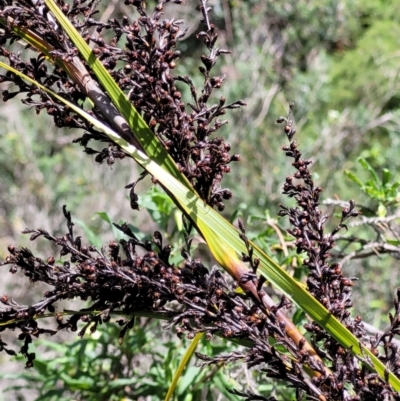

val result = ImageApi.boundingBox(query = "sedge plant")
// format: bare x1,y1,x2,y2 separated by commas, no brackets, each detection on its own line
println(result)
1,1,400,400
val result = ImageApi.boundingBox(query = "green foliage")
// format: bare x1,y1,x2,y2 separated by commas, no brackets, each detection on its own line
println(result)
330,20,400,108
140,187,182,235
0,322,295,401
345,158,400,216
208,0,400,215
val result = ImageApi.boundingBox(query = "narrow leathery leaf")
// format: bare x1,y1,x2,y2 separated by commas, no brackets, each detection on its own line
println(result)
44,0,191,189
204,237,329,376
3,62,400,391
0,17,54,59
1,3,190,188
0,16,90,98
164,333,203,401
0,17,87,100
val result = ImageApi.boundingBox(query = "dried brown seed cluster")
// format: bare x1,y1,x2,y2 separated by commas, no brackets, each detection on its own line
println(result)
0,0,244,209
275,104,400,401
0,206,315,396
0,206,343,399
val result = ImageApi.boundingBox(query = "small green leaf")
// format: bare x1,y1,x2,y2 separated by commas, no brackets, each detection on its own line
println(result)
174,209,184,232
96,211,121,240
177,366,201,395
106,378,139,389
358,157,380,184
73,218,102,248
59,373,95,390
344,170,363,187
377,203,387,218
382,168,392,186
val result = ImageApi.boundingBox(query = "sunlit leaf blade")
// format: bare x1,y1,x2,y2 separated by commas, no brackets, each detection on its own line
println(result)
0,17,52,58
164,333,203,401
44,0,191,189
2,62,400,391
0,16,83,91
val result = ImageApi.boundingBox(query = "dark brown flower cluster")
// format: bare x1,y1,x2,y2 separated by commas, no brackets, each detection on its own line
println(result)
278,103,360,322
0,205,356,401
0,0,243,209
0,0,89,121
103,0,244,208
276,103,400,401
3,118,400,399
0,206,318,399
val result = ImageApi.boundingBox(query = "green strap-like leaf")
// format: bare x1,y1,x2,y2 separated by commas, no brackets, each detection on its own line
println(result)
164,333,203,401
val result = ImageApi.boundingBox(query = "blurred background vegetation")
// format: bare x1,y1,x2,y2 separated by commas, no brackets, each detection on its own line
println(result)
1,0,400,399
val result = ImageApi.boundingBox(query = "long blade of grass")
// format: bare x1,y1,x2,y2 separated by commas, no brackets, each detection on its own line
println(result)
164,333,203,401
2,62,400,390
